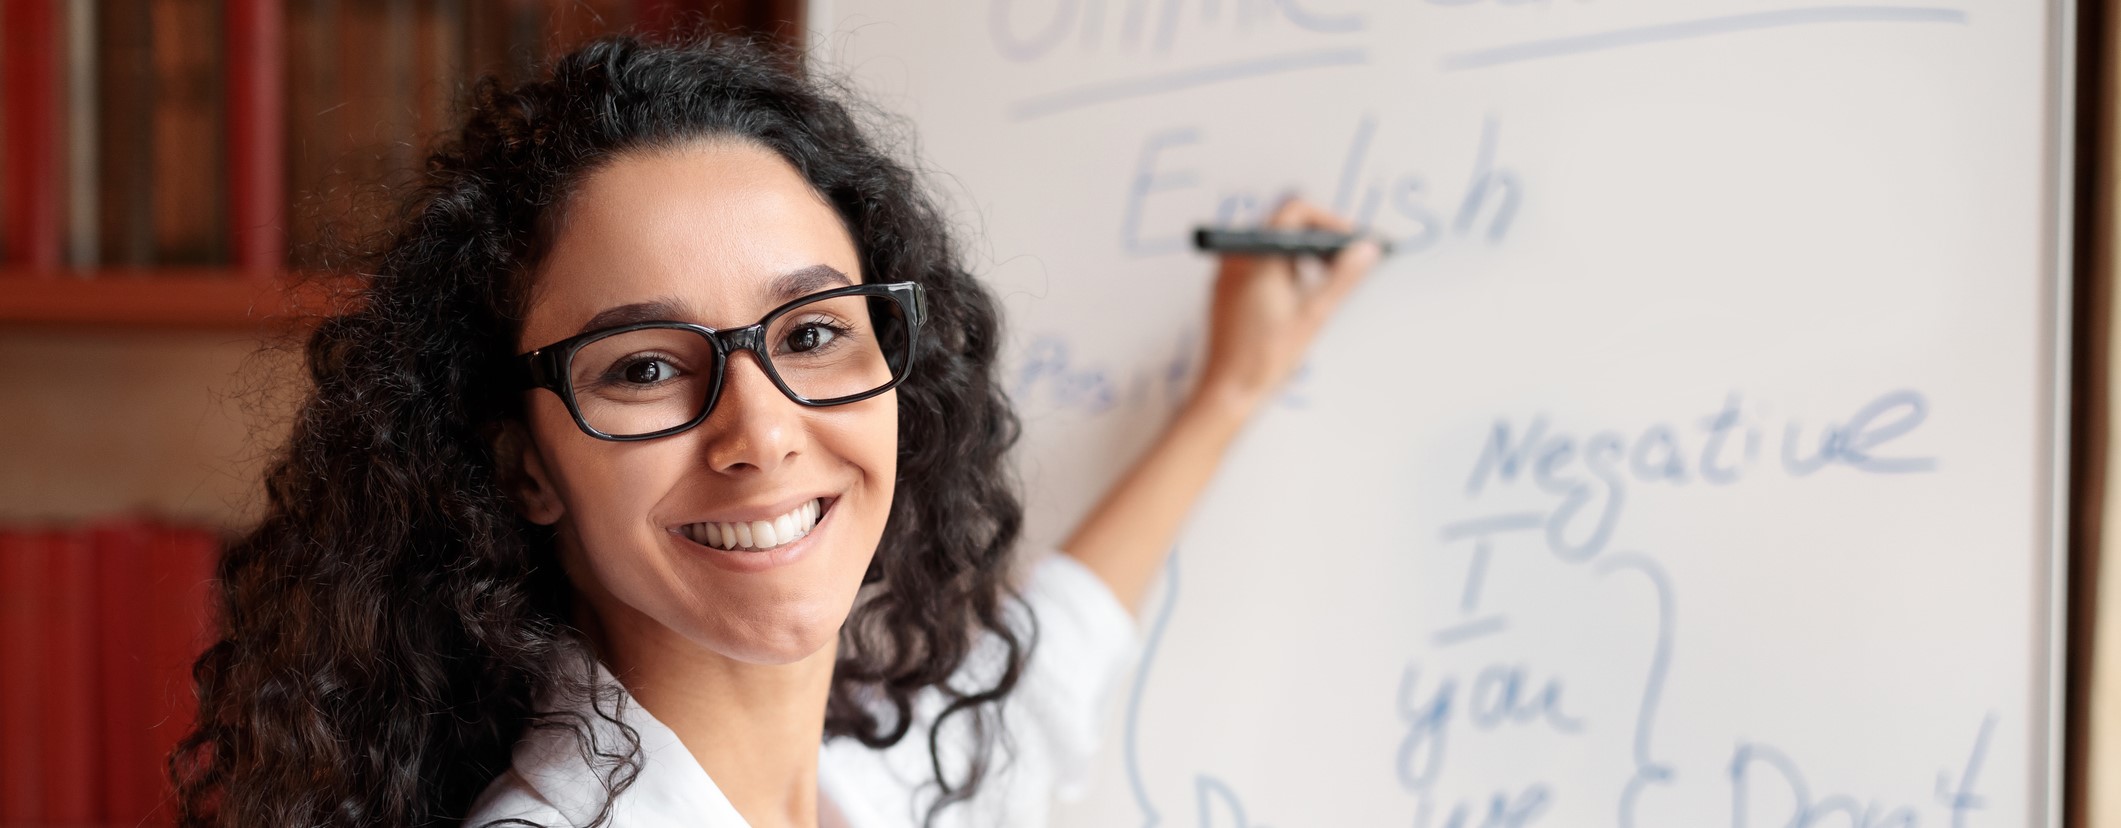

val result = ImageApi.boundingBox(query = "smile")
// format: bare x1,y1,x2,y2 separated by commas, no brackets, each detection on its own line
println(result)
678,497,831,552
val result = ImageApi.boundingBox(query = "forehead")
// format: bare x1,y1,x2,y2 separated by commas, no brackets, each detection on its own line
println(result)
519,140,862,349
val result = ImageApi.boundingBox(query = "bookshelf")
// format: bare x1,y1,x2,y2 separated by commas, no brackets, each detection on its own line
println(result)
0,268,347,327
0,0,801,330
0,4,802,825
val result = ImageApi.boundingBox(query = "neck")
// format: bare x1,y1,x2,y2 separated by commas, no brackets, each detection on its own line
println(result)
576,595,836,828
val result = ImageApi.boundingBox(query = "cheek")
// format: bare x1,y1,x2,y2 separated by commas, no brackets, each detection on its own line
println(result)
549,446,665,515
810,394,898,561
532,402,690,550
835,393,898,496
870,393,900,480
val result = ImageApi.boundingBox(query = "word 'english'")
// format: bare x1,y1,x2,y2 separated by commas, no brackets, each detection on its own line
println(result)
1123,115,1520,257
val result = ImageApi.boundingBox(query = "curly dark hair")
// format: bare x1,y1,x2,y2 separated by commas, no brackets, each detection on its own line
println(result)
172,32,1030,827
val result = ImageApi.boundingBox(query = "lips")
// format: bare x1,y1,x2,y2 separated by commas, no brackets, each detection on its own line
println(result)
676,497,833,552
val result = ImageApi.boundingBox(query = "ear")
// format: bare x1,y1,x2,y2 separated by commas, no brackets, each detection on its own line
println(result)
492,419,565,526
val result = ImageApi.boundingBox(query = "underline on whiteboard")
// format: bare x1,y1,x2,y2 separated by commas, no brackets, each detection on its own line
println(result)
1432,615,1509,647
1438,511,1546,540
1439,5,1969,72
1006,47,1369,122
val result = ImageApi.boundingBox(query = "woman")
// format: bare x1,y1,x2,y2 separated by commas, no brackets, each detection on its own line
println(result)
172,33,1379,828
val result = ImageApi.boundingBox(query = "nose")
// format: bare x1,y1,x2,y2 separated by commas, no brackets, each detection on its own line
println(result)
696,351,802,475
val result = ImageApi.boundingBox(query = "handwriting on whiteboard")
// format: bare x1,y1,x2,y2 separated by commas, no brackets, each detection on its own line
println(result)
1466,389,1937,562
1123,115,1519,256
992,3,1970,121
1123,388,1994,827
1387,388,1989,828
1009,328,1316,418
989,0,1365,62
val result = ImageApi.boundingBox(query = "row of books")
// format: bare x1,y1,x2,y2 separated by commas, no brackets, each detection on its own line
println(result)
0,0,773,275
0,518,222,827
3,0,268,271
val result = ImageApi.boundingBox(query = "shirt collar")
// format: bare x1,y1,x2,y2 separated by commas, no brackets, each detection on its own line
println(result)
510,641,754,826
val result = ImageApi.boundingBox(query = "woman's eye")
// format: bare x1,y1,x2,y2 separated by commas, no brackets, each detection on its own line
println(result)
618,357,675,384
783,323,839,353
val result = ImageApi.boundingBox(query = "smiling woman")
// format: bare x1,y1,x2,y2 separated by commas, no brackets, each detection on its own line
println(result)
170,30,1377,828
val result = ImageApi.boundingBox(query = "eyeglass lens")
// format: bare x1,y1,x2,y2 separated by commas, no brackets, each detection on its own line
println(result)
565,293,911,437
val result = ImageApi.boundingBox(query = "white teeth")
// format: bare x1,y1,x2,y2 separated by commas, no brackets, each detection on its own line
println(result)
685,498,826,552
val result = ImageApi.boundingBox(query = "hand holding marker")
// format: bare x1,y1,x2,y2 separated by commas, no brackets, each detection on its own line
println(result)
1181,201,1388,420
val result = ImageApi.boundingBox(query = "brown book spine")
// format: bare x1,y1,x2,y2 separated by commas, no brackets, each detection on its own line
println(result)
64,0,99,267
96,0,153,267
148,0,226,265
282,0,330,270
413,0,467,143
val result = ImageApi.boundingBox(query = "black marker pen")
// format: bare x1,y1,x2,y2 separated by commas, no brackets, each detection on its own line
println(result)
1193,227,1394,257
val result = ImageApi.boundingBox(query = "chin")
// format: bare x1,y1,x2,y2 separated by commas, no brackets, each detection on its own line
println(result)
698,599,850,666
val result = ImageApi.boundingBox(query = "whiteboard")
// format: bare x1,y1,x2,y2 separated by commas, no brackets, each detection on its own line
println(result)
806,2,2074,825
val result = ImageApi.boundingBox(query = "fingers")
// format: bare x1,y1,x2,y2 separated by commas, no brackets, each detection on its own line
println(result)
1311,239,1383,321
1256,197,1382,327
1264,196,1356,233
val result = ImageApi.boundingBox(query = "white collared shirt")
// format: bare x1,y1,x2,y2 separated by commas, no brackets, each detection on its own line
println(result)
465,552,1139,827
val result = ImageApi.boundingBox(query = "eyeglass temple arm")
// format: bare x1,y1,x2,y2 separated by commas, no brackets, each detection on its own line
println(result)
520,349,561,391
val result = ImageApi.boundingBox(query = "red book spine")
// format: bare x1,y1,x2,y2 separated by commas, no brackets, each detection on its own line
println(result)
0,529,50,823
224,0,284,275
43,527,101,823
1,0,63,270
94,518,161,826
145,522,221,826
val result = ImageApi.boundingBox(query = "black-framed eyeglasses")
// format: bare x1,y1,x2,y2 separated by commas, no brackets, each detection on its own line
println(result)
519,281,926,441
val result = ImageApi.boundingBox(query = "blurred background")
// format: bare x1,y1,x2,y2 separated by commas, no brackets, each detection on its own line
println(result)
3,2,2121,828
0,2,792,825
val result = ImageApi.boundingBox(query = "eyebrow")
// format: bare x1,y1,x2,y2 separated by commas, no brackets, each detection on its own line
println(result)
767,263,856,304
570,264,855,337
573,298,686,337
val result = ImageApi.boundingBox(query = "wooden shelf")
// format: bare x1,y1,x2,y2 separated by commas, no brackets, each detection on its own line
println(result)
0,268,353,329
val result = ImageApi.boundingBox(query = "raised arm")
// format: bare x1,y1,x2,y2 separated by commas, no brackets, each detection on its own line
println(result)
1059,199,1384,615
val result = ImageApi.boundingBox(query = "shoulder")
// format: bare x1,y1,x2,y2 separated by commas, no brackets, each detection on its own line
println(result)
1016,551,1136,644
1012,551,1139,693
953,550,1140,716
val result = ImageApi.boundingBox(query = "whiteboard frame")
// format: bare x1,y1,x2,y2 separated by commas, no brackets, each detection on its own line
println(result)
2043,2,2079,826
801,2,2084,823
